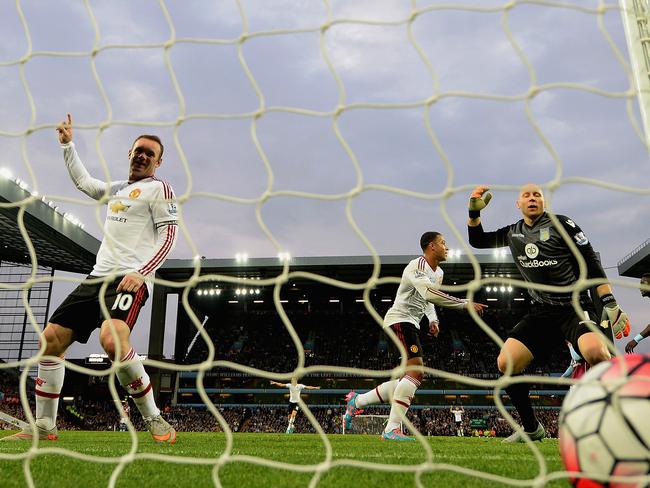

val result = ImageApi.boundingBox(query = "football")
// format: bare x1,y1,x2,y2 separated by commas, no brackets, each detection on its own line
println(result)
559,354,650,487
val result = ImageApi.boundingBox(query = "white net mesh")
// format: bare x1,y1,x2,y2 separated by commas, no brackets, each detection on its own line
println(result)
342,414,390,435
1,0,650,486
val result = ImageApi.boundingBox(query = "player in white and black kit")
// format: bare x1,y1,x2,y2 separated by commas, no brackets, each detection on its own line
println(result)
118,397,131,432
2,114,178,444
344,232,487,441
450,405,465,437
270,378,320,433
467,184,629,443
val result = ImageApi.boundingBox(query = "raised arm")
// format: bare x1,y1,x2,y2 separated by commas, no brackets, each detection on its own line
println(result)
304,385,321,390
57,113,109,200
467,186,510,248
269,381,286,387
407,266,486,315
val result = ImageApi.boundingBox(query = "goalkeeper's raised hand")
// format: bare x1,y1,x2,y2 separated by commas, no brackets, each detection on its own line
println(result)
600,294,631,340
468,185,492,219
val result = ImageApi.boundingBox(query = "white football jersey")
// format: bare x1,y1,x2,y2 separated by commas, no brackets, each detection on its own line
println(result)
383,256,444,330
63,142,178,294
451,408,464,422
286,383,305,403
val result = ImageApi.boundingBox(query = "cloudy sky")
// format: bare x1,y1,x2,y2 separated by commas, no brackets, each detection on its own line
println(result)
0,0,648,359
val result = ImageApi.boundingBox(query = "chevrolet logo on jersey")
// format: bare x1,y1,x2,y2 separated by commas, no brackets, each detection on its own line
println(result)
110,201,131,213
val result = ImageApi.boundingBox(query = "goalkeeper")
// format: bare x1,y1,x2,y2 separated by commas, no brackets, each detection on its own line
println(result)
467,183,629,443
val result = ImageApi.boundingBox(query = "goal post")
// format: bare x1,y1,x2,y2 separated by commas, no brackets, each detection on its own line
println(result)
0,410,27,430
620,0,650,149
341,414,397,435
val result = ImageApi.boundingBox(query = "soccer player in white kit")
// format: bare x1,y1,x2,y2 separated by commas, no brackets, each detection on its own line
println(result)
119,397,131,432
450,405,465,437
2,114,178,443
270,378,320,433
344,232,487,440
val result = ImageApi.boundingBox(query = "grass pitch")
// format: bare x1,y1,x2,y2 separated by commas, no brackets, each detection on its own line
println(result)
0,431,569,487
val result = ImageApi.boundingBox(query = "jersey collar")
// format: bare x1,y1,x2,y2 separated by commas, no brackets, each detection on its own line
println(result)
420,255,436,272
524,211,546,229
128,176,155,185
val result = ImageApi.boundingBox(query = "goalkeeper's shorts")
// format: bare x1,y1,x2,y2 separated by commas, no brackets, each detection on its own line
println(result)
508,302,604,362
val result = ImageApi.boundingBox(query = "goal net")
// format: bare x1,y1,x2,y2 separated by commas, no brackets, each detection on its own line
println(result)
342,414,392,435
1,0,648,487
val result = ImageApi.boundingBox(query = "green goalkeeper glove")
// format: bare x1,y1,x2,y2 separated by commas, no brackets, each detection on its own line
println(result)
469,185,492,218
600,294,630,340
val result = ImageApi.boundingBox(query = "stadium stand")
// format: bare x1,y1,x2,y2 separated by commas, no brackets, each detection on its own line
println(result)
178,307,569,376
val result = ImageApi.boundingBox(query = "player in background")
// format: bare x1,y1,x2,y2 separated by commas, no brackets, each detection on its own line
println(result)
1,114,178,443
118,397,130,432
467,184,628,443
344,232,487,441
450,404,465,437
624,273,650,353
269,378,320,433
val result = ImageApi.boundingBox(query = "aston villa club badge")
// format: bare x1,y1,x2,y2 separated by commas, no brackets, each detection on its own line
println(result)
540,228,550,242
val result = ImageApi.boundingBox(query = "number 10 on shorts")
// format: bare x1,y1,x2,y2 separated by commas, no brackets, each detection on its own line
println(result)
111,293,133,311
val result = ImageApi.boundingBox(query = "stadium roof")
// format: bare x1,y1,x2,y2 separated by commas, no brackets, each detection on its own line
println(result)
617,238,650,278
159,253,521,285
0,174,100,273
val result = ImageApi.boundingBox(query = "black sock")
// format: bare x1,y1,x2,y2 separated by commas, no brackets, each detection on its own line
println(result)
505,380,538,432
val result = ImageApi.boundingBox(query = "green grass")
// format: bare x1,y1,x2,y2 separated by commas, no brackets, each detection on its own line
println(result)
0,431,570,487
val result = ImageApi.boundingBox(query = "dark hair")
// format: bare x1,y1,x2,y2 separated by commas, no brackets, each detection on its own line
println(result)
420,231,441,251
131,134,164,159
642,273,650,281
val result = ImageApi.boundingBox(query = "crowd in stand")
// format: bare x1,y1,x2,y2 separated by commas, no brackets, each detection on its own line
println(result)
182,307,571,376
1,303,568,438
1,377,560,438
0,367,80,431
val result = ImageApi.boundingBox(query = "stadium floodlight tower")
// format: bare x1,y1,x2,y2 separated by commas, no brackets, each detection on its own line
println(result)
620,0,650,150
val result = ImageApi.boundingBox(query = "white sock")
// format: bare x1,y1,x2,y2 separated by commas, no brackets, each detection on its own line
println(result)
114,348,159,419
356,379,399,408
35,359,65,430
385,375,420,433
